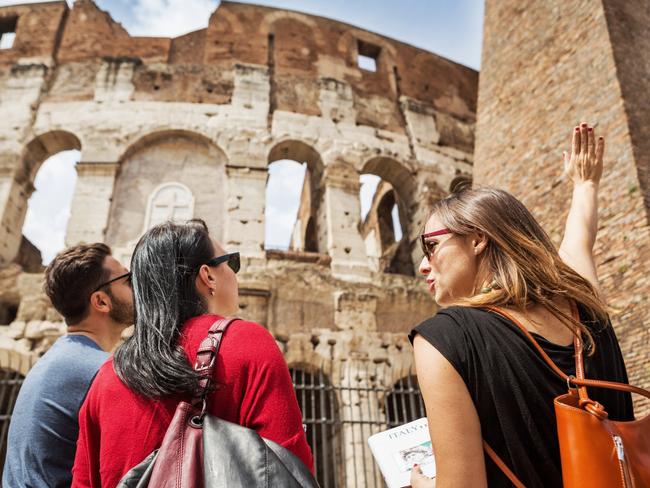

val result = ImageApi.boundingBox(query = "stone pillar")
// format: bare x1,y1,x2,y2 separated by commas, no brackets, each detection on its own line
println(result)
0,170,32,265
65,162,118,246
0,62,50,265
322,162,371,281
339,358,382,487
224,166,266,259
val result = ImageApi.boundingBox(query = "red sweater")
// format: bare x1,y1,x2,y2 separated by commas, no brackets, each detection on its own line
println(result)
72,316,313,487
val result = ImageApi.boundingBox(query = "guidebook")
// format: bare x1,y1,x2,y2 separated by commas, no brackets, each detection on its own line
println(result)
368,417,436,488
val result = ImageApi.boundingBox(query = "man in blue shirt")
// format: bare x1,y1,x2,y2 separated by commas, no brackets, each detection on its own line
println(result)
3,243,134,487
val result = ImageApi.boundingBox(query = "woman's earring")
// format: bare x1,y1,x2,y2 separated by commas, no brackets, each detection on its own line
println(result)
210,289,215,296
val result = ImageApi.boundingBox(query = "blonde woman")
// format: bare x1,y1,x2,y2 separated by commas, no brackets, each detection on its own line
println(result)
410,124,633,487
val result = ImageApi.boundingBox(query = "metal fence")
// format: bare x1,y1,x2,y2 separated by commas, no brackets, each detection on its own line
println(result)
0,364,424,486
0,369,25,474
291,363,425,488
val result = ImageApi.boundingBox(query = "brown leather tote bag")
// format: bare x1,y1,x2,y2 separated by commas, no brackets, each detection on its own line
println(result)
483,307,650,488
116,318,320,488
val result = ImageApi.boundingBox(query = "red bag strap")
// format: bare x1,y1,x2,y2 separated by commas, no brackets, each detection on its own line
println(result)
192,317,239,411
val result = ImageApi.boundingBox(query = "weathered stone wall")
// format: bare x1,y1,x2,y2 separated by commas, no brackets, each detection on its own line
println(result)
105,133,227,251
0,0,476,414
476,0,650,411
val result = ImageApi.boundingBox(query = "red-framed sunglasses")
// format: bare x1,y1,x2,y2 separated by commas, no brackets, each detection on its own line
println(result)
420,228,451,258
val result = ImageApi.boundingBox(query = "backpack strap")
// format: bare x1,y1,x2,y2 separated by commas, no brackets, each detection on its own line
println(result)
192,317,239,413
485,306,650,400
480,305,650,487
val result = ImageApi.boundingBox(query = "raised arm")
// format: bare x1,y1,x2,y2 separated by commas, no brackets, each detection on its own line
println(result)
558,123,604,291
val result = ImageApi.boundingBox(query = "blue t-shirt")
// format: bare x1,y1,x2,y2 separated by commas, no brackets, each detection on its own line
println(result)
2,334,108,488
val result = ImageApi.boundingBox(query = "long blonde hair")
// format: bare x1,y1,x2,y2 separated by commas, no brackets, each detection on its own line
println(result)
429,187,607,352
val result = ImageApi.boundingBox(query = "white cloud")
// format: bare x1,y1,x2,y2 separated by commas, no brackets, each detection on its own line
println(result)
359,174,380,221
22,151,79,264
126,0,218,38
264,160,306,250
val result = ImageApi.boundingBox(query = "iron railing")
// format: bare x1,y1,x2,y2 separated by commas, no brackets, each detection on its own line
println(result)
0,369,25,473
0,363,424,486
291,363,425,488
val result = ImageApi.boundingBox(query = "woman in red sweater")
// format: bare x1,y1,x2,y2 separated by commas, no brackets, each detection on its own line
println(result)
71,220,313,487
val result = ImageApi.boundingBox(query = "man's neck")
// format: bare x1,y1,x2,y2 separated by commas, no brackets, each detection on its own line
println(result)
67,320,124,352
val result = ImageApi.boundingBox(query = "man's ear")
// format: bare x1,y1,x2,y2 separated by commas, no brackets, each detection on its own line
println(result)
89,291,111,314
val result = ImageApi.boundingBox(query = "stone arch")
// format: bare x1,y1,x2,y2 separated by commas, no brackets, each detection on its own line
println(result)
267,140,326,253
0,131,81,264
360,157,418,275
106,130,227,254
384,374,426,427
117,129,221,164
259,11,325,47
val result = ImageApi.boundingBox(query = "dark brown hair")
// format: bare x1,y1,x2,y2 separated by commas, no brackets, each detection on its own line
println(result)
44,243,111,325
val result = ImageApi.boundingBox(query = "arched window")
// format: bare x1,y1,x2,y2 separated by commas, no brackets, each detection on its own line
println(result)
0,369,25,473
384,375,426,427
265,160,306,251
290,367,341,487
359,174,409,275
266,141,324,253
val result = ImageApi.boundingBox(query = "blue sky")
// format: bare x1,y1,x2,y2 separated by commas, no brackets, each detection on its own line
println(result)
1,0,483,261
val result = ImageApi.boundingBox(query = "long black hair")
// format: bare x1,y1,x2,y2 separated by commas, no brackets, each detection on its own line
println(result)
113,219,215,398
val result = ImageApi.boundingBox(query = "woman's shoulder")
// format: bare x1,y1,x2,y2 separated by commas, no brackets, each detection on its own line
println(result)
411,306,494,338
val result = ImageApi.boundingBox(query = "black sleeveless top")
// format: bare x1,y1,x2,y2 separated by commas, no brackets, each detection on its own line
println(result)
409,306,633,488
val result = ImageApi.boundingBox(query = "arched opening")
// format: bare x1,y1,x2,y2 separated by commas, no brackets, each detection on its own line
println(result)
265,159,306,250
22,150,79,265
0,368,25,473
290,367,341,488
266,141,325,253
0,131,81,266
384,375,426,427
0,299,18,326
359,165,412,275
106,131,226,259
304,217,318,252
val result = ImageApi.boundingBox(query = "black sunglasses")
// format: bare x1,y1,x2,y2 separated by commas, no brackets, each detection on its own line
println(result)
93,272,132,293
206,252,240,274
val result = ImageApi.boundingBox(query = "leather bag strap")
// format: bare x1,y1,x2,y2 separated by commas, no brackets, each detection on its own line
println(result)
485,306,650,399
192,317,239,409
482,441,526,488
480,305,650,487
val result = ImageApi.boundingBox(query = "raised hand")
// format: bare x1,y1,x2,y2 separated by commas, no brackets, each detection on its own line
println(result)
563,123,604,186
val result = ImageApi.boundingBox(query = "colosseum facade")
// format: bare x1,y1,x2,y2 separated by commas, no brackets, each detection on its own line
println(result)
0,1,477,485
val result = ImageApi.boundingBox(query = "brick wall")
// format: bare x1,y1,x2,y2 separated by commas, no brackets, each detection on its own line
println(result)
476,0,650,412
